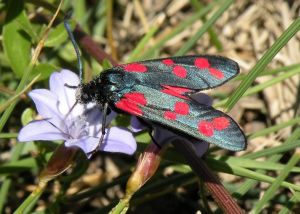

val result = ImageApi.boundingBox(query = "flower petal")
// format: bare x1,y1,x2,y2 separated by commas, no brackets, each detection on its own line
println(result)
85,109,117,138
49,70,83,116
101,127,136,155
18,120,68,142
29,89,65,129
65,137,98,155
130,116,148,132
65,127,136,156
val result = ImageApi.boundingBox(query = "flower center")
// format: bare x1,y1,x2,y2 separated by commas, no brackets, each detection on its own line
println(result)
66,117,88,139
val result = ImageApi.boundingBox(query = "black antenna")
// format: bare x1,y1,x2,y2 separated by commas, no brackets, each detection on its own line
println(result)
64,12,83,82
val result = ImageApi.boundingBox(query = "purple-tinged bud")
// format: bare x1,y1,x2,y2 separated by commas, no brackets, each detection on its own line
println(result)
126,143,164,195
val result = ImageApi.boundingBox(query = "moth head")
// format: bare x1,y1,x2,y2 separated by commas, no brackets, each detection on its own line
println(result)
64,83,91,104
75,84,90,104
75,83,95,104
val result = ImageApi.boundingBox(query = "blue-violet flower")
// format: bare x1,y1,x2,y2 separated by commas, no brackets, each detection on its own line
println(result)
18,70,136,156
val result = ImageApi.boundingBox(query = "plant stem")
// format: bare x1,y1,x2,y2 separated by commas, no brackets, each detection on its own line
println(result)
172,139,244,214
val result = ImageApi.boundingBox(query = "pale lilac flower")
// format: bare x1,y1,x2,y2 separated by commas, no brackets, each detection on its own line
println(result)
130,93,212,157
18,70,136,156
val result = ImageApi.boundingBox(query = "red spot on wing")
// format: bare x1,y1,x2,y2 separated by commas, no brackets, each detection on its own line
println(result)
115,92,147,116
164,102,189,121
209,68,224,79
164,111,177,120
162,59,174,66
124,63,147,72
198,117,230,137
173,65,187,78
174,102,189,115
123,92,147,106
161,85,192,99
194,57,224,79
195,58,210,69
115,99,143,116
212,117,230,130
198,121,214,137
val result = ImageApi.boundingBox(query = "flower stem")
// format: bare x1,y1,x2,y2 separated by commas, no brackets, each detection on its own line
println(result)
13,180,47,214
110,143,163,214
172,139,244,214
109,195,131,214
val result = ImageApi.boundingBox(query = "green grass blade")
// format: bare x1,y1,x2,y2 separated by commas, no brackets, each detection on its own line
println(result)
0,63,34,132
232,156,281,199
0,133,18,138
234,63,300,81
126,25,161,62
225,17,300,111
190,0,223,50
0,143,25,213
175,0,233,55
232,128,300,198
140,1,217,59
207,159,300,191
242,140,300,159
0,152,52,175
215,65,300,107
214,156,300,172
251,151,300,213
248,117,300,139
13,185,45,214
278,192,300,214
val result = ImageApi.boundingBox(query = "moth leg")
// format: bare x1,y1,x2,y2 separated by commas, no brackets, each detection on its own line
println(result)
100,102,109,146
149,130,162,149
93,102,109,154
133,118,162,149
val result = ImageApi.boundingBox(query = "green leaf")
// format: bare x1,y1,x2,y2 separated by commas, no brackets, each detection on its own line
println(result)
102,59,113,70
21,108,35,125
3,1,31,77
30,63,58,81
44,20,76,47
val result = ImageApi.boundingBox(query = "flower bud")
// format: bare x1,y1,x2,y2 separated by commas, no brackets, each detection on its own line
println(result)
126,143,165,196
39,144,79,182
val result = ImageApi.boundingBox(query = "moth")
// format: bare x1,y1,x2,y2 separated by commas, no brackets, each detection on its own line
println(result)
75,55,246,151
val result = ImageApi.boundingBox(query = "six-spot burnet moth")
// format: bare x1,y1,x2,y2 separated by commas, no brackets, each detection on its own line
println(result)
75,55,247,151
